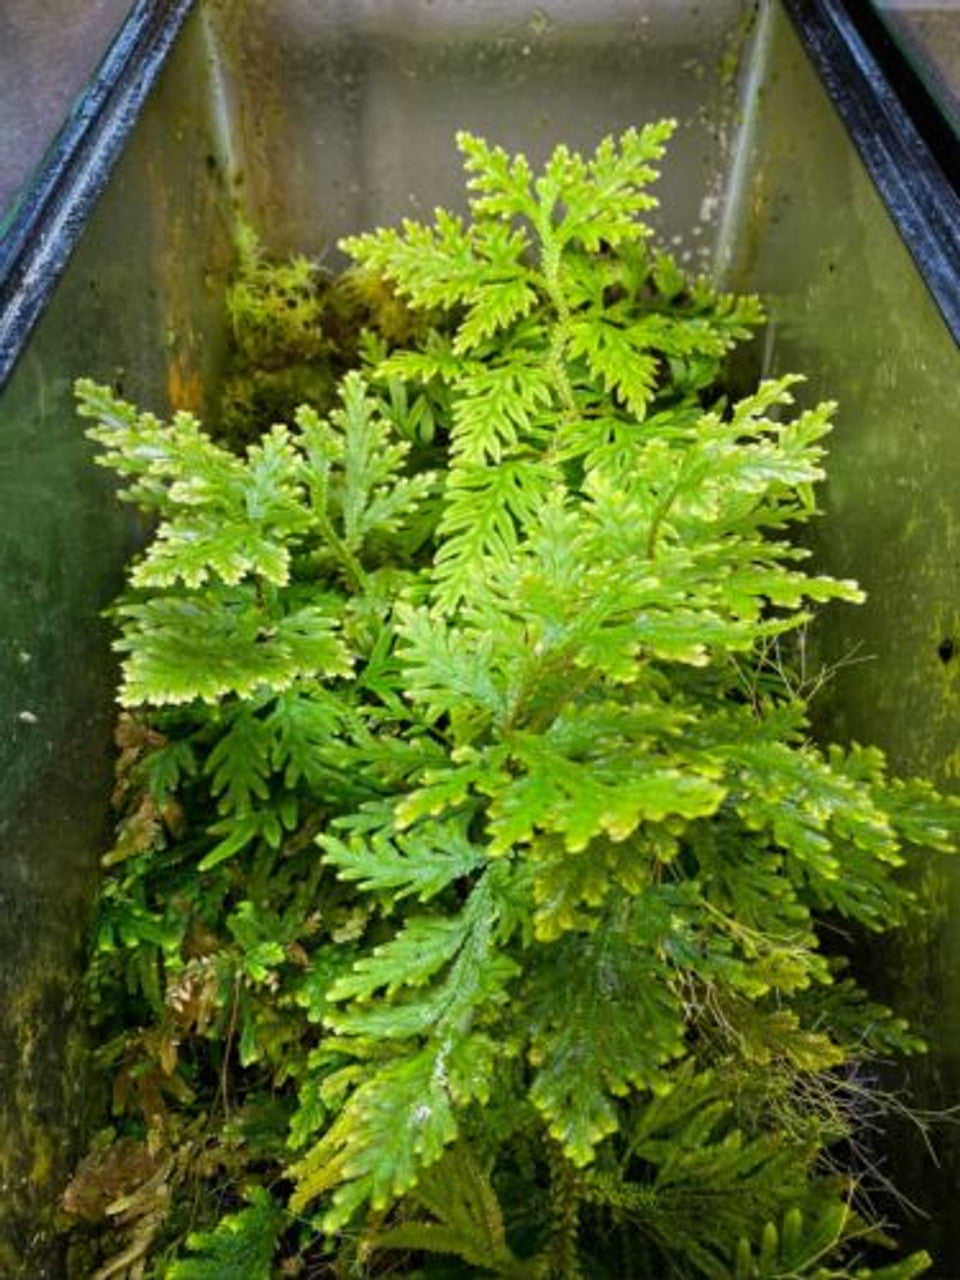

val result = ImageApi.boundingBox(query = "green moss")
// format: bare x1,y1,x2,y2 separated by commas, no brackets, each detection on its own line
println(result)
0,953,91,1276
219,362,339,445
216,223,427,450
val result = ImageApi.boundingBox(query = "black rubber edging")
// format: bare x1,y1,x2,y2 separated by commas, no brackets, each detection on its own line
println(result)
0,0,195,389
782,0,960,346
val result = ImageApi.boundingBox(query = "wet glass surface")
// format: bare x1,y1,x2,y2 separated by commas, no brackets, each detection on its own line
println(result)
203,0,754,274
0,0,131,224
0,11,233,1264
726,8,960,1262
870,1,960,136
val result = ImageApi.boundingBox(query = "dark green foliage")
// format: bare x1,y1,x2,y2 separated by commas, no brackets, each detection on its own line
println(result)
732,1207,931,1280
165,1187,283,1279
366,1143,546,1276
70,126,959,1277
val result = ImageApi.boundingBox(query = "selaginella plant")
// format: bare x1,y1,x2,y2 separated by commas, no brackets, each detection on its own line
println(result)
68,123,958,1278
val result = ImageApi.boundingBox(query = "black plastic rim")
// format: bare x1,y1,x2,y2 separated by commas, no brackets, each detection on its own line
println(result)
782,0,960,346
0,0,195,389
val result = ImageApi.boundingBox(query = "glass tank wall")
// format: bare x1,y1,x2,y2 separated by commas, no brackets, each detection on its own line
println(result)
0,17,233,1270
1,0,958,1269
723,8,960,1257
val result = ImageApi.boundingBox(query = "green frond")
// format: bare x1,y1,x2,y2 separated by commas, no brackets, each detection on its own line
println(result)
448,358,554,463
129,428,307,590
580,1069,825,1276
533,123,675,254
78,378,200,514
525,930,687,1164
566,316,660,418
733,1204,931,1279
113,592,352,707
453,260,539,357
328,912,478,1004
395,602,508,729
486,731,725,855
319,818,486,903
266,684,344,789
325,869,518,1039
457,130,538,222
366,1142,543,1276
432,457,557,607
289,1048,459,1227
205,703,273,813
341,210,475,309
305,371,436,550
165,1187,283,1279
142,736,198,802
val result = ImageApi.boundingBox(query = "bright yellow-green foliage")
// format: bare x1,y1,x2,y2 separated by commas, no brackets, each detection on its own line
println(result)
71,127,957,1277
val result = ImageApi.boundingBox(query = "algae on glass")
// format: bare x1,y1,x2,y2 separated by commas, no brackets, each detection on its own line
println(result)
67,124,957,1279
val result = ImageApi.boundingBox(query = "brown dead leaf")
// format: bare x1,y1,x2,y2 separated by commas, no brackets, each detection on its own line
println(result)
61,1139,164,1223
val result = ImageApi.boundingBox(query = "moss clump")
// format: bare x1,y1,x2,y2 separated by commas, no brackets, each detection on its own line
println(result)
218,223,428,448
0,959,92,1277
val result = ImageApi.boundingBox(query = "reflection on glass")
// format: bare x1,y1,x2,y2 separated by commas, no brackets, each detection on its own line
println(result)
871,1,960,136
0,0,131,225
